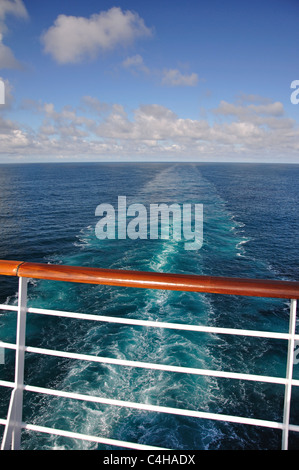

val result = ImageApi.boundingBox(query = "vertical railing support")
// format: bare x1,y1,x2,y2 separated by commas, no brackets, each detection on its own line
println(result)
1,389,17,450
282,299,297,450
9,277,28,450
1,277,28,450
11,276,28,449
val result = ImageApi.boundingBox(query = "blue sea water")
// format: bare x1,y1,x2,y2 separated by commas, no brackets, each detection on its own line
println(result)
0,162,299,450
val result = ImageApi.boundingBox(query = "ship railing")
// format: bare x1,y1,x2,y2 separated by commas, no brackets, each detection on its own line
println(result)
0,260,299,450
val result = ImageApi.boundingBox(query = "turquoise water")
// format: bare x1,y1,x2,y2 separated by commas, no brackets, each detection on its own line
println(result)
0,162,298,449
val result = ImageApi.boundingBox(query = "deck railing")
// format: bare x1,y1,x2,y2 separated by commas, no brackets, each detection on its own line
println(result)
0,260,299,450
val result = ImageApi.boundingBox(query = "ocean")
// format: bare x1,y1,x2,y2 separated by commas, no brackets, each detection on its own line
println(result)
0,162,298,450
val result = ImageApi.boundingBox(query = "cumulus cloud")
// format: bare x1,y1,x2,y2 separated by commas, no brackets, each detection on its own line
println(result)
0,114,30,154
213,96,295,133
0,0,28,70
0,0,28,21
41,7,153,64
122,54,149,74
161,68,199,87
121,57,199,87
80,96,110,115
0,41,20,69
97,104,210,142
214,99,284,118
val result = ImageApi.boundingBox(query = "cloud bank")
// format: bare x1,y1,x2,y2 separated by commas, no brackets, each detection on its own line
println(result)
1,94,298,162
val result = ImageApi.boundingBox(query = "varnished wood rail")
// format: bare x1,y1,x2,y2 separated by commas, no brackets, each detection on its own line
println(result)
0,260,298,299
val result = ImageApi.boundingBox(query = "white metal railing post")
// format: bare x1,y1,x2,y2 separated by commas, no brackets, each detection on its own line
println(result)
282,299,297,450
1,388,17,450
0,277,28,450
11,277,28,450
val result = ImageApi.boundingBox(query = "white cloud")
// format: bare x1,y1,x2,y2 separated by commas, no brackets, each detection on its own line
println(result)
0,114,30,153
162,68,199,87
0,42,20,69
213,97,295,134
80,96,110,115
0,0,28,21
121,57,200,87
0,0,28,70
41,7,153,64
214,99,284,118
122,54,149,74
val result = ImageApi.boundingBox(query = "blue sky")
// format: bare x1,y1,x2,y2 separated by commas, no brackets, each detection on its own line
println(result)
0,0,299,163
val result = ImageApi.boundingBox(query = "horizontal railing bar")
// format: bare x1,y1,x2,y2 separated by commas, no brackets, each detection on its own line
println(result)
2,382,296,443
1,341,299,386
0,341,16,350
23,384,286,431
1,303,297,341
23,345,289,385
2,384,292,436
0,305,18,312
27,307,297,341
21,423,169,450
289,424,299,433
0,380,15,388
0,260,299,299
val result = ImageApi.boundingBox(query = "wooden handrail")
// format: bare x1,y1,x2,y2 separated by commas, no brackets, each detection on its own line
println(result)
0,260,298,299
0,260,24,277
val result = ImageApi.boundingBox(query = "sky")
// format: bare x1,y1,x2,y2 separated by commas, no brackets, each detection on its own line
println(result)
0,0,299,163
